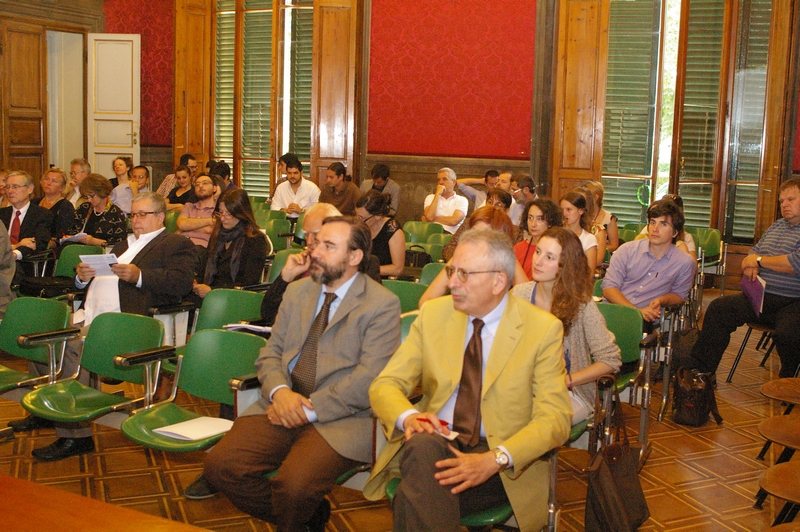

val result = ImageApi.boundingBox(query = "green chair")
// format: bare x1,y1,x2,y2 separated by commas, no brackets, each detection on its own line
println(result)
694,227,726,295
289,211,306,249
419,262,446,286
118,329,267,452
617,228,638,244
54,245,104,278
262,219,292,252
593,278,603,299
400,313,416,342
623,222,646,234
383,280,428,313
426,232,452,247
165,210,180,234
0,298,73,392
267,248,303,283
402,221,444,244
21,313,165,423
255,209,288,228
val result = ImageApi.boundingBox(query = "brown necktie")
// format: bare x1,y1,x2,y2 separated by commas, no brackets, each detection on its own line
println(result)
291,292,337,397
9,210,20,245
452,318,484,448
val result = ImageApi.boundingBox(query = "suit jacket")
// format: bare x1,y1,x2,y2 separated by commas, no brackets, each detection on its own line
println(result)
109,230,196,316
0,221,16,317
363,295,572,532
0,203,53,258
246,272,402,464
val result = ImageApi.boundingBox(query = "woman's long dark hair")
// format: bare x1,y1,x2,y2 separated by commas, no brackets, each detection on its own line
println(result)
540,227,592,336
204,188,263,284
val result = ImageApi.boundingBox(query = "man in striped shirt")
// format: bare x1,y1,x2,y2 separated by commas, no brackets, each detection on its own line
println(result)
684,178,800,378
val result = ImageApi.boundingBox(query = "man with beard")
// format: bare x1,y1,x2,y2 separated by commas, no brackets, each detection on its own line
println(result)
176,173,220,265
270,155,321,220
203,216,401,532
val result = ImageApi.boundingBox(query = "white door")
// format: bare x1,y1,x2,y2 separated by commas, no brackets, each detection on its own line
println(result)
87,33,140,175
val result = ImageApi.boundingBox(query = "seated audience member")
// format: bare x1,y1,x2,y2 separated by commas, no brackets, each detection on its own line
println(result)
355,190,405,277
678,178,800,378
65,174,128,248
270,154,320,219
635,193,697,261
0,170,54,279
494,171,525,225
201,216,402,529
33,167,75,248
602,198,696,323
575,186,607,268
442,189,514,262
157,153,198,197
176,173,219,256
561,190,599,273
210,160,235,190
66,158,91,207
363,228,571,532
512,227,621,424
456,169,499,208
585,181,620,252
166,165,198,210
191,188,268,302
0,170,10,209
511,175,537,209
10,192,195,461
422,167,468,234
319,162,360,215
419,205,527,308
274,152,295,187
359,163,400,215
514,198,562,280
0,221,14,318
109,156,133,189
131,165,151,193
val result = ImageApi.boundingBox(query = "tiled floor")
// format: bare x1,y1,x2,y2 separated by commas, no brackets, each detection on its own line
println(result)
0,292,793,531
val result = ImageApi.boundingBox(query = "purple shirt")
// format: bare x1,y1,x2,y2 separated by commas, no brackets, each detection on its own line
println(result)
602,238,696,308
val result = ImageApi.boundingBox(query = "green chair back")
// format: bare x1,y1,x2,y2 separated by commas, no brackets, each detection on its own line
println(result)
618,228,638,244
194,288,265,332
402,221,444,244
623,222,646,234
165,210,180,234
684,225,700,241
81,313,164,384
178,329,267,405
255,209,288,227
293,211,306,243
426,233,452,246
267,249,303,283
593,278,604,299
597,303,642,365
262,219,292,252
55,245,103,278
695,227,722,261
249,195,269,209
400,314,416,342
0,298,71,364
383,280,428,313
419,262,446,286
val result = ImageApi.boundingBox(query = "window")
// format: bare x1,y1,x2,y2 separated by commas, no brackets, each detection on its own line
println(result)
213,0,313,197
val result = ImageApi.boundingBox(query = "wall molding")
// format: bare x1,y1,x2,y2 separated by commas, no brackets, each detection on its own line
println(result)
0,0,104,32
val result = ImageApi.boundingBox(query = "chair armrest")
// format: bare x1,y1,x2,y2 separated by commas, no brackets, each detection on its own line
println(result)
148,301,195,316
18,327,81,346
240,282,270,292
114,346,177,367
640,332,659,349
229,373,260,391
277,232,295,238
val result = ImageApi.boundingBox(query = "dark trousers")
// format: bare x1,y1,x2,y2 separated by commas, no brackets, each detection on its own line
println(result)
203,415,360,532
689,292,800,378
393,433,509,532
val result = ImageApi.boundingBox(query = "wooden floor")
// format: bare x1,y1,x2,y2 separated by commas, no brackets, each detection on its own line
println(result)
0,291,793,531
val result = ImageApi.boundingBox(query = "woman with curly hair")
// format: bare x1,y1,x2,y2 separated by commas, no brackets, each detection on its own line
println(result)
512,227,621,425
514,198,562,280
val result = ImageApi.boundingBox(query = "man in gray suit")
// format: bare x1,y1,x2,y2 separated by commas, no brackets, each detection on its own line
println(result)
204,215,402,532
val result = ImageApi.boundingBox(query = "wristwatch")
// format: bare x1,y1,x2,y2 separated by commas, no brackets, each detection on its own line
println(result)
493,448,509,469
756,255,763,267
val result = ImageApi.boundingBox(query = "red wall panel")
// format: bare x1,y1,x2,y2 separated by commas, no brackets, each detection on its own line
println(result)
104,0,173,147
368,1,537,159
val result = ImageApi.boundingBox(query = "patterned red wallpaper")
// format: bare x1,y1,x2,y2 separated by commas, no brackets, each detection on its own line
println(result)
368,1,537,159
104,0,174,147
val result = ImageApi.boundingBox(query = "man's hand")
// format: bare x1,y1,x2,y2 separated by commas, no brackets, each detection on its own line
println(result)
286,202,303,215
270,387,313,428
76,262,96,283
281,250,312,282
193,282,212,298
638,299,661,322
111,263,141,283
742,254,760,281
77,235,106,247
434,445,501,494
403,412,450,441
434,185,445,196
15,237,36,251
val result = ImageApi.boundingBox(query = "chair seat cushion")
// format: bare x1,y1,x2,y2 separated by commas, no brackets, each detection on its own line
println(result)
120,402,221,453
22,379,131,422
0,365,37,393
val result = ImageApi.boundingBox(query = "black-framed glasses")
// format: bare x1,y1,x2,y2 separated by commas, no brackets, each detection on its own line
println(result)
130,211,156,219
356,213,375,223
213,210,235,220
445,266,500,283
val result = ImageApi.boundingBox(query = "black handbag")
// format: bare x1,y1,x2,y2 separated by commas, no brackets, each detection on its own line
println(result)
18,276,78,298
404,244,432,268
585,376,650,532
672,366,723,427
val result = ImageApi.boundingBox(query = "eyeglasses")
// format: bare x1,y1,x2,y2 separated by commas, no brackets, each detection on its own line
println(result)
356,213,375,223
3,184,27,191
130,211,157,219
445,266,500,283
213,210,235,219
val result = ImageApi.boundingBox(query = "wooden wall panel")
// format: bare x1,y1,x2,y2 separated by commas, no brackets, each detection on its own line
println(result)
551,0,609,196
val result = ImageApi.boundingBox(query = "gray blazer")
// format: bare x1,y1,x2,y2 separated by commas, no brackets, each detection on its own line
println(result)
0,221,16,317
249,272,401,463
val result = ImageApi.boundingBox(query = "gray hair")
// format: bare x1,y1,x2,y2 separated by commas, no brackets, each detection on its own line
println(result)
7,170,33,187
306,202,341,219
70,158,91,173
458,228,516,288
133,191,167,214
438,167,457,182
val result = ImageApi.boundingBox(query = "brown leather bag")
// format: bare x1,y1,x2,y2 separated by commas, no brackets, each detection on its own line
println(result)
672,366,723,427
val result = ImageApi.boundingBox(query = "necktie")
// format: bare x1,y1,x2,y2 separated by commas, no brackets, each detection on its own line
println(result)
9,211,20,245
291,292,337,397
452,318,484,448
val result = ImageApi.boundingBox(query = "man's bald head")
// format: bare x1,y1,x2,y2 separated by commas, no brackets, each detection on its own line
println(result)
303,202,342,247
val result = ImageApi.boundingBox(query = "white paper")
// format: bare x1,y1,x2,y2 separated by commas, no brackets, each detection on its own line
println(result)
61,233,88,244
80,253,118,276
152,416,234,441
224,323,272,334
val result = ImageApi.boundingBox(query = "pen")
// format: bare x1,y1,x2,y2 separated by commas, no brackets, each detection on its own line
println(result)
418,417,449,427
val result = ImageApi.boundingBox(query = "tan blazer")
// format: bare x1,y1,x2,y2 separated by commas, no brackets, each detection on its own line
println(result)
364,294,572,532
246,272,402,464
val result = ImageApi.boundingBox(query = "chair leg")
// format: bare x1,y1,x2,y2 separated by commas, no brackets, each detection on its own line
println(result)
755,332,769,351
543,448,559,532
755,448,796,508
727,327,754,383
773,502,799,526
